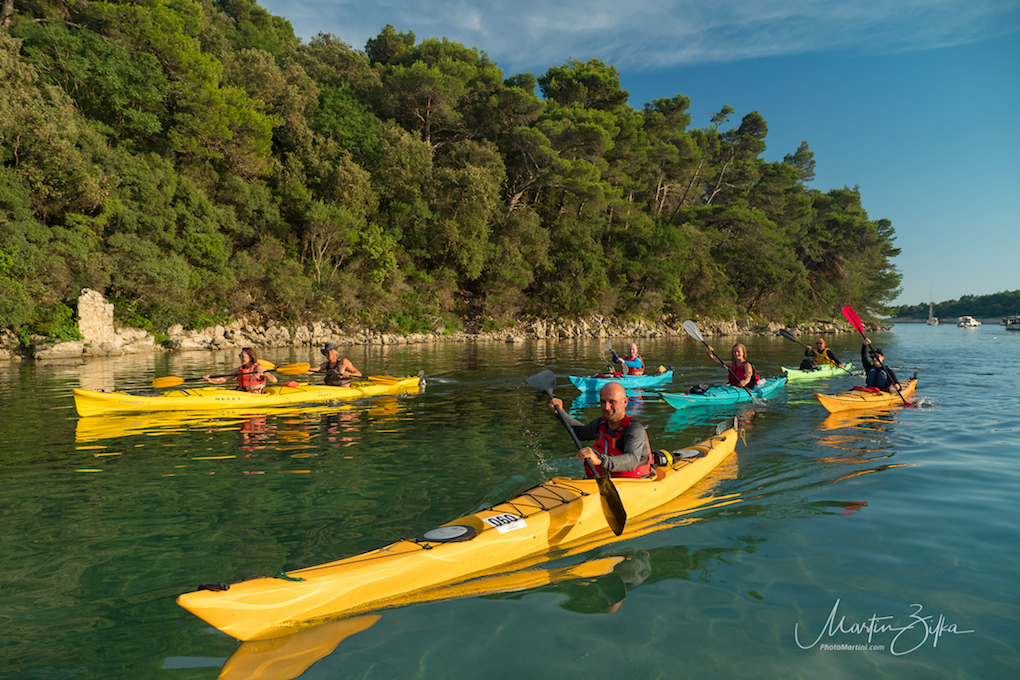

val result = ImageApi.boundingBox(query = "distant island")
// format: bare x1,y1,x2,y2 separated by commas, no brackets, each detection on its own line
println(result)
889,290,1020,322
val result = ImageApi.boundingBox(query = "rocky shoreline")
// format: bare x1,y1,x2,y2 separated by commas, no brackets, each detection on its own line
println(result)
1,288,876,362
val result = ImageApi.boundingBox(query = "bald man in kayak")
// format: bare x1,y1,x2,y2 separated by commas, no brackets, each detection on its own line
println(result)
548,381,654,478
611,343,644,375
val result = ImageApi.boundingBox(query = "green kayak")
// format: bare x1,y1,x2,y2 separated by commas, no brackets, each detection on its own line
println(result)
781,362,852,381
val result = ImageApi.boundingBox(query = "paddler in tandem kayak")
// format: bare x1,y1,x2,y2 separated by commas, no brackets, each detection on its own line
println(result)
203,347,277,393
610,342,644,375
548,381,654,479
801,337,846,371
307,342,363,386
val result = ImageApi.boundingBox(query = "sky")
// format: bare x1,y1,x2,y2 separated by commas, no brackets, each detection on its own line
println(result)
257,0,1020,308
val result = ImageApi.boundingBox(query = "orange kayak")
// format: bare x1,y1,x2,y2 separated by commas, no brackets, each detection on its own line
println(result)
814,378,917,413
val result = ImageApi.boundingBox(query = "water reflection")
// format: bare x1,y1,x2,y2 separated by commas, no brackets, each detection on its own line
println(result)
810,409,915,482
210,525,764,680
665,403,762,433
74,396,408,446
564,389,652,419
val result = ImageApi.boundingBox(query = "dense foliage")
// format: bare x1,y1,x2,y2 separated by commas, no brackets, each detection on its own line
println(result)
0,0,901,338
891,290,1020,321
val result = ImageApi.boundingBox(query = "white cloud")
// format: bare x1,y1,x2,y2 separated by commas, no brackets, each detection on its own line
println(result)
261,0,1020,72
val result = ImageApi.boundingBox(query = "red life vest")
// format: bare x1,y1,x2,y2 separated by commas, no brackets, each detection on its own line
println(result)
623,353,644,375
236,364,266,392
729,361,759,388
588,415,653,479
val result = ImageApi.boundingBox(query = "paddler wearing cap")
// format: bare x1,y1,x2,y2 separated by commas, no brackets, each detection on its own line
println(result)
861,338,899,392
308,342,362,386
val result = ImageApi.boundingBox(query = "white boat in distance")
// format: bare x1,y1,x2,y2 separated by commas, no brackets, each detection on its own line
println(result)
1003,315,1020,331
958,315,981,328
927,287,938,325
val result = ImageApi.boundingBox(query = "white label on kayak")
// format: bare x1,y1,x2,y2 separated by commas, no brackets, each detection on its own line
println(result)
483,513,527,534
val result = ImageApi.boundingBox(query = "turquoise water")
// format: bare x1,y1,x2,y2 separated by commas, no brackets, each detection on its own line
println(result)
1,325,1017,679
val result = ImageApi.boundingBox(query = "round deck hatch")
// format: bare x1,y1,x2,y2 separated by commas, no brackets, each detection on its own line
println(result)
416,525,477,543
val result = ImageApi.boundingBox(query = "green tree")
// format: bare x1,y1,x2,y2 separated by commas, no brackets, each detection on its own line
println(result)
13,21,168,145
538,58,630,113
365,24,414,66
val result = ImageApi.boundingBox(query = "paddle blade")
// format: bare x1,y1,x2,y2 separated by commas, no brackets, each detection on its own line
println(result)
779,328,800,344
275,362,311,375
257,359,276,370
841,306,865,335
368,375,400,385
597,476,626,536
682,320,704,343
152,376,185,388
526,369,557,396
602,341,613,352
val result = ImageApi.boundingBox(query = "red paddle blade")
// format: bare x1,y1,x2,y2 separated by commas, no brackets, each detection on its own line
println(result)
841,305,865,335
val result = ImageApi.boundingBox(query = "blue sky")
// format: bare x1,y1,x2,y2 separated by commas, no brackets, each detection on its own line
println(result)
258,0,1020,308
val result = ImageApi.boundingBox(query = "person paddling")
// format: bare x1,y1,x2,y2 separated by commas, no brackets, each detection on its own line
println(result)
706,343,761,389
803,338,845,370
308,342,362,386
548,382,653,479
611,343,645,375
203,347,277,393
861,339,900,392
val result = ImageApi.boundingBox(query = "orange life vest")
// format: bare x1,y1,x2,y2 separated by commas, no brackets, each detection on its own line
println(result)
236,364,266,392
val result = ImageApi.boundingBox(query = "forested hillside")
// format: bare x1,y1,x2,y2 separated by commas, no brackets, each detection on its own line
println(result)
0,0,902,341
891,290,1020,321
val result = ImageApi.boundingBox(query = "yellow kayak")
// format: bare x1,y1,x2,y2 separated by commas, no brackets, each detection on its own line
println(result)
72,376,424,417
177,420,742,641
814,378,917,413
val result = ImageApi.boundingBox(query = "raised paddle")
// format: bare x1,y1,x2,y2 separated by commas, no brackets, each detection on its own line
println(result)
682,320,765,406
840,305,914,407
526,369,626,536
601,341,617,372
152,360,307,389
778,329,852,375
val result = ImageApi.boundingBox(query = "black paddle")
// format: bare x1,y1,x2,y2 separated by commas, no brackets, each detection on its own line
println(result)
526,369,626,536
778,329,852,375
840,306,914,407
682,321,765,406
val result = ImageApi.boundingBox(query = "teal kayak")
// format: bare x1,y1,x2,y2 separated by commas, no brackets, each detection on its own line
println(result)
568,370,673,392
660,376,787,409
781,362,853,381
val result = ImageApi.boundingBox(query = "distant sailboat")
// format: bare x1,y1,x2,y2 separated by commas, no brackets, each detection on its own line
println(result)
927,287,939,325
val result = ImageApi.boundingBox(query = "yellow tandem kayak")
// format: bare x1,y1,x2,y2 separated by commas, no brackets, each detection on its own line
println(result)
72,375,424,417
177,420,742,641
813,378,917,413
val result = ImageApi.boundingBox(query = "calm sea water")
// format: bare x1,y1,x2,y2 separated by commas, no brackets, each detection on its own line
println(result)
1,324,1017,679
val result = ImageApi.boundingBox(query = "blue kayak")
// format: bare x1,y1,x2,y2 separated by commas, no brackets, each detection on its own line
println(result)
660,376,787,409
568,370,673,392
